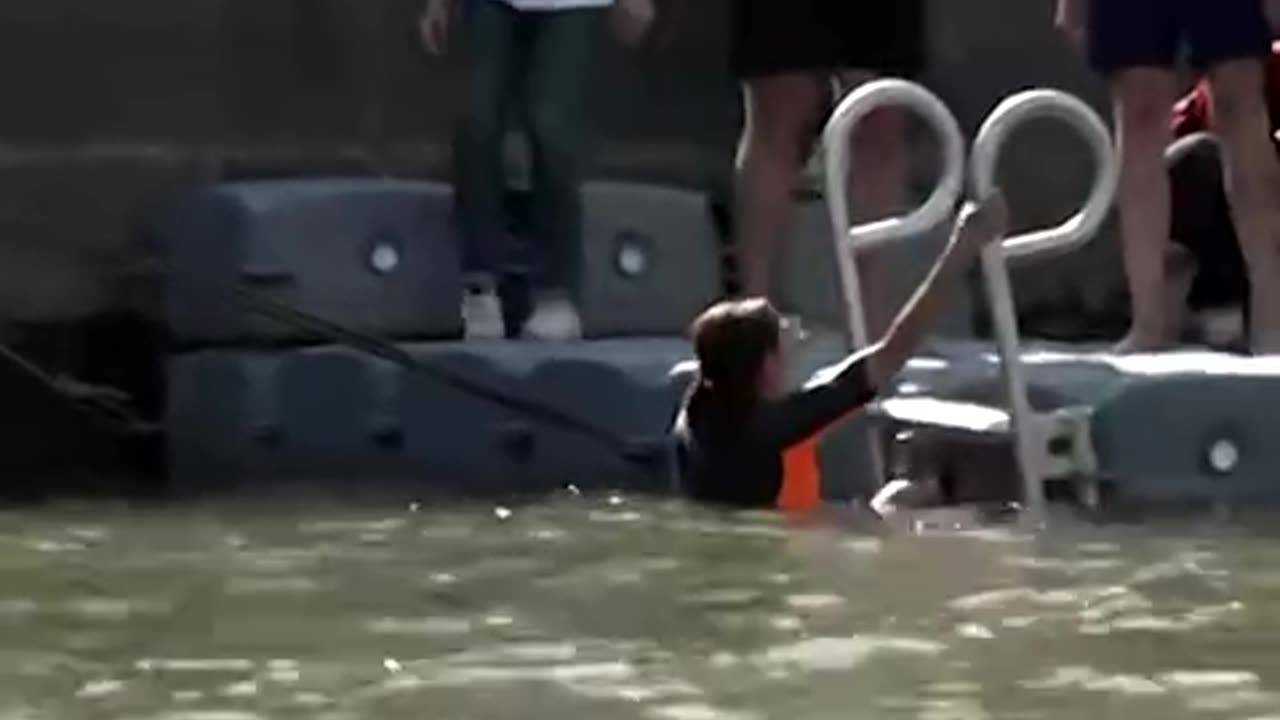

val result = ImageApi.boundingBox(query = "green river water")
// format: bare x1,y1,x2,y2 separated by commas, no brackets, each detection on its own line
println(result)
2,493,1278,719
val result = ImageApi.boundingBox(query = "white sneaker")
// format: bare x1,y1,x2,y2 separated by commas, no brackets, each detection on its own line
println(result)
522,296,582,341
462,288,504,340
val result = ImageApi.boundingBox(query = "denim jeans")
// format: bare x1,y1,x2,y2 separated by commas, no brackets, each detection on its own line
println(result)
452,0,603,296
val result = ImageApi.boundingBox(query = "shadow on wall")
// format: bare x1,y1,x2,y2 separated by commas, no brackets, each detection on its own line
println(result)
0,0,1124,329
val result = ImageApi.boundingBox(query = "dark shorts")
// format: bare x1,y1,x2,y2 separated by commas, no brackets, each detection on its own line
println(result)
731,0,925,80
1087,0,1271,73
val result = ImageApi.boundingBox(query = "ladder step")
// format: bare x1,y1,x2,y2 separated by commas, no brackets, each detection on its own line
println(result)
871,396,1012,437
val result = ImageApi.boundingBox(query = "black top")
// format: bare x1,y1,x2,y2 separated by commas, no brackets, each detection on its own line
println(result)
672,356,877,508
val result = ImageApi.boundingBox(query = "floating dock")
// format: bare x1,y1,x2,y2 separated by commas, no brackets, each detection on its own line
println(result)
157,80,1280,510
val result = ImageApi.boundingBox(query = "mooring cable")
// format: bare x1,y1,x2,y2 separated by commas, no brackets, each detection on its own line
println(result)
0,342,160,437
234,285,673,470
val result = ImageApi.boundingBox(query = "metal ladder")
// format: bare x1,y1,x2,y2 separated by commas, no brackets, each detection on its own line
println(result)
821,79,1120,520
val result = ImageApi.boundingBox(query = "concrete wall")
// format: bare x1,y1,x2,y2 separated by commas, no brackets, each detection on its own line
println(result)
0,0,1130,328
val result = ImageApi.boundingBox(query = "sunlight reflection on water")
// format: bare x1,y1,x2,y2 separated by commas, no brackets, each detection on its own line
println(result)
1,495,1278,718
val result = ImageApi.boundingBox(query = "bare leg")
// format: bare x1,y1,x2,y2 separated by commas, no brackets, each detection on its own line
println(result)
1204,58,1280,353
845,98,910,339
733,74,826,299
1110,68,1180,352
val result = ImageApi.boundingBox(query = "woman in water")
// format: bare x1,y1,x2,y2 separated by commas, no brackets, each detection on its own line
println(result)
673,191,1008,512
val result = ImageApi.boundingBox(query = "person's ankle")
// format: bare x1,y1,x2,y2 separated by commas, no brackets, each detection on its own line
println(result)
1249,330,1280,355
1114,325,1176,354
1246,295,1280,354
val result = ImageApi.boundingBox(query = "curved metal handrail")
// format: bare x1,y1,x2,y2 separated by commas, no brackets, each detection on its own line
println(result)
822,79,968,351
971,89,1119,260
969,89,1119,521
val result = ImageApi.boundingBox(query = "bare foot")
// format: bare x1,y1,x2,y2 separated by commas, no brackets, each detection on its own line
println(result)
1113,247,1195,354
1248,283,1280,355
1250,332,1280,355
1249,313,1280,355
1111,329,1177,355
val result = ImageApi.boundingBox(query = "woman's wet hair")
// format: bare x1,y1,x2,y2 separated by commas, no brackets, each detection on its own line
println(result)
684,297,783,429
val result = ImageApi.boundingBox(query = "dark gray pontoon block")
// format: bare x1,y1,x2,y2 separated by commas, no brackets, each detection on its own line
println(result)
576,181,722,338
521,340,691,493
167,348,413,489
1089,356,1280,503
396,346,541,495
156,177,462,345
170,341,695,495
168,337,872,498
166,351,275,489
275,348,409,479
395,338,693,495
885,340,1280,504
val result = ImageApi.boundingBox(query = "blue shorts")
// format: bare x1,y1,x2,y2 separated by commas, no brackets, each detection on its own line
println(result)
1087,0,1271,73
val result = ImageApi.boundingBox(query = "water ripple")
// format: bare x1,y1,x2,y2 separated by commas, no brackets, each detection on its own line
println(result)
1021,666,1168,696
224,576,321,595
76,679,125,698
758,635,948,672
647,703,760,720
423,661,636,686
136,658,256,673
366,616,474,637
147,707,262,712
6,498,1280,719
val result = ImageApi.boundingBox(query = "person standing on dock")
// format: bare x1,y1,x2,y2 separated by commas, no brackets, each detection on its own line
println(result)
1057,0,1280,354
1162,39,1280,349
420,0,655,340
728,0,925,338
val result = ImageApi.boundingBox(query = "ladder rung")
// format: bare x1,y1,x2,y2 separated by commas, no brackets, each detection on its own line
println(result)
872,397,1013,437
